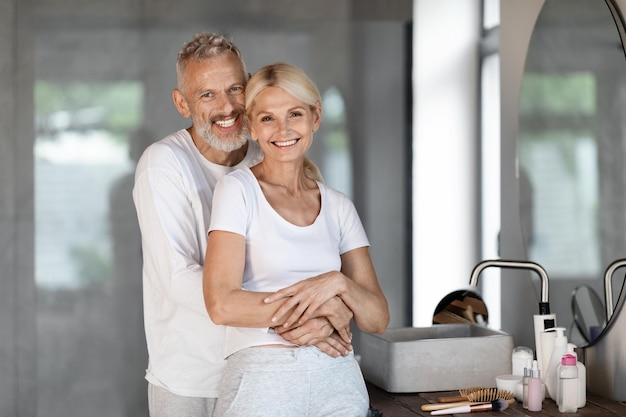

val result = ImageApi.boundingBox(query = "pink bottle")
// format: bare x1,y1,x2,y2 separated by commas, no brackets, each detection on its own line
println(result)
527,359,543,412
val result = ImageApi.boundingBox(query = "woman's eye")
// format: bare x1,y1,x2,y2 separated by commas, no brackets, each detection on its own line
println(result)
260,116,273,122
290,111,303,118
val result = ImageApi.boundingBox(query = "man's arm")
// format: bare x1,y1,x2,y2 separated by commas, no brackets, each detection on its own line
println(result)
133,146,207,315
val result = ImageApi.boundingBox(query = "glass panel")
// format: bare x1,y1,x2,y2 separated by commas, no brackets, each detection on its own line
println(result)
320,87,353,197
35,77,147,415
483,0,500,30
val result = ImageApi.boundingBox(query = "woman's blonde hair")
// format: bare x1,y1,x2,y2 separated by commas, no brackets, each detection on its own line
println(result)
246,62,324,182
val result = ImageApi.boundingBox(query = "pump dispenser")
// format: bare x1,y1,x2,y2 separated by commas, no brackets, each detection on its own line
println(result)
567,343,586,408
544,327,568,399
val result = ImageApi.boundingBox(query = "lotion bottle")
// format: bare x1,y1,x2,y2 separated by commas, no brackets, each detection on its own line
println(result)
544,327,568,399
557,354,578,413
567,343,586,408
527,359,543,412
534,310,556,378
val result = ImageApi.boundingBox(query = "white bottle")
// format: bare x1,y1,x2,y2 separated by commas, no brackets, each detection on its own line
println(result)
534,313,557,378
544,327,567,399
539,324,557,381
567,343,586,408
527,359,543,412
557,353,578,413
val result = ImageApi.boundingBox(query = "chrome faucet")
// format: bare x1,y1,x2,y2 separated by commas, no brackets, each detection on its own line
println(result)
469,259,550,313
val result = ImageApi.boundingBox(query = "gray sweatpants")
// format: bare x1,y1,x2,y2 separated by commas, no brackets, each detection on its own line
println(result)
214,346,369,417
148,383,216,417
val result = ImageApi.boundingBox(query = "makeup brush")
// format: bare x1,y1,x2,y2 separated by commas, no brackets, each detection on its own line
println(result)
430,398,509,415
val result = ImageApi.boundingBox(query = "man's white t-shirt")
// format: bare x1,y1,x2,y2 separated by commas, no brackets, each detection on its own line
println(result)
132,129,263,397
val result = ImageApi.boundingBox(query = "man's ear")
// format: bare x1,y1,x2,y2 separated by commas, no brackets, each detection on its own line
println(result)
172,89,191,119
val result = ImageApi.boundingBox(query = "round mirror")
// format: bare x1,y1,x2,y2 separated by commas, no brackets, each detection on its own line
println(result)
571,284,605,344
432,289,489,326
517,1,626,345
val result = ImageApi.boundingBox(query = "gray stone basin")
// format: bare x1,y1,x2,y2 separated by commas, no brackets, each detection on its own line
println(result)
360,324,514,393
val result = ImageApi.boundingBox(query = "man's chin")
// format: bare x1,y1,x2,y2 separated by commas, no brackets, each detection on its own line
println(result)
203,132,249,153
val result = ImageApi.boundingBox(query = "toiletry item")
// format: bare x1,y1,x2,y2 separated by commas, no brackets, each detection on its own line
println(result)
422,389,515,411
539,328,556,382
512,346,534,376
495,374,522,394
567,343,586,408
533,310,556,378
527,359,543,412
557,354,578,413
544,327,568,399
522,359,531,408
430,399,509,415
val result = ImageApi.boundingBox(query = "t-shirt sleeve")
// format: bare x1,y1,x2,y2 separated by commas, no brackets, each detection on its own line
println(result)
209,174,248,237
338,192,370,254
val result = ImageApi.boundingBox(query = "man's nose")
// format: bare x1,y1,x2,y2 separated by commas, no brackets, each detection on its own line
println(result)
216,92,237,112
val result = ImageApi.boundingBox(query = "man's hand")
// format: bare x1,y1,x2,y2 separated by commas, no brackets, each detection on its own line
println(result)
276,317,333,346
276,317,353,357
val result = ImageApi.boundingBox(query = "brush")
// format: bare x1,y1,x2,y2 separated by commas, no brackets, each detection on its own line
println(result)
436,387,513,403
436,387,485,403
422,388,515,411
430,398,509,415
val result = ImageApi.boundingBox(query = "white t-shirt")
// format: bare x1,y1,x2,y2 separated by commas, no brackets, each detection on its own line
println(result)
209,166,370,358
132,129,263,397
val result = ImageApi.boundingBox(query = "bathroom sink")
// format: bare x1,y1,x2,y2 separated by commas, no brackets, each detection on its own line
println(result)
360,324,514,393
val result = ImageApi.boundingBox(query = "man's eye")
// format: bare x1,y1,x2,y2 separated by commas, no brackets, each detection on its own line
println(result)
230,86,244,94
201,92,214,98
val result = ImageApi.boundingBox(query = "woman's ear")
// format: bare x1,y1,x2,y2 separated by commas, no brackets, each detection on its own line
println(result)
248,121,258,141
172,89,191,119
312,101,322,132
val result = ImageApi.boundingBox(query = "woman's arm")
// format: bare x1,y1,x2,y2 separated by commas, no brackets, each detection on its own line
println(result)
203,229,289,327
264,246,389,334
203,229,358,344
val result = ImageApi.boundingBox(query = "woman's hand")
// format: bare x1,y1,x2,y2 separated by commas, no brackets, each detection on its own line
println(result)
264,271,346,329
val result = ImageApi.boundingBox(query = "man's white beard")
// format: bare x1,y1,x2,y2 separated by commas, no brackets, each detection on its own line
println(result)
200,124,249,153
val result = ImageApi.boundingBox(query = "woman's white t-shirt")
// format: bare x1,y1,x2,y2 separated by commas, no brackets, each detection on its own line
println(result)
209,166,369,358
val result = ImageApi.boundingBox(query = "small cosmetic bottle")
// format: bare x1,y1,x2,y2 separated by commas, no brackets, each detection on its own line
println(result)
522,360,531,409
527,359,543,412
557,354,578,413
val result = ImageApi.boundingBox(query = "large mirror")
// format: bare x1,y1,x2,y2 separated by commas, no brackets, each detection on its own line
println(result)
518,0,626,342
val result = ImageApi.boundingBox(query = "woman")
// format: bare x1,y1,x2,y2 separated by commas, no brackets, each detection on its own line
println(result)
203,62,389,417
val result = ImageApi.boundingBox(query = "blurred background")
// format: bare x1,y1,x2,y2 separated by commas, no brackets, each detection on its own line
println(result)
2,1,412,416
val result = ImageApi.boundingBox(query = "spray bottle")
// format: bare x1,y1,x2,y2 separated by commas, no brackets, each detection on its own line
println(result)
544,327,568,400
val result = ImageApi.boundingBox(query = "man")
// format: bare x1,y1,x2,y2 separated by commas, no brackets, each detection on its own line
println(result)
133,32,353,417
